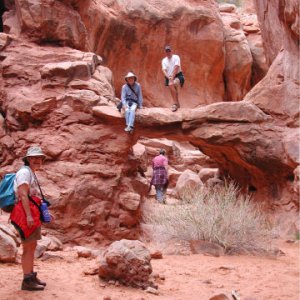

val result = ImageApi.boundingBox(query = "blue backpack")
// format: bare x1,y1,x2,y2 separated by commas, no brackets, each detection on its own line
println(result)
0,173,16,213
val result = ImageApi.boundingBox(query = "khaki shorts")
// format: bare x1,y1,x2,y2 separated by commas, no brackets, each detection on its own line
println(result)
22,227,42,244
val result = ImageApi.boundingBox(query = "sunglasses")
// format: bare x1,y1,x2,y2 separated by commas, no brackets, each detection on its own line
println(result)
165,49,171,52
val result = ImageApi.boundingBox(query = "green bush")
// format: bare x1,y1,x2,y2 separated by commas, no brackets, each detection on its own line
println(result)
142,182,274,254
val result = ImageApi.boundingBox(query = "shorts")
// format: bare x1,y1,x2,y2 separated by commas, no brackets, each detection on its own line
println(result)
165,72,185,87
21,227,42,244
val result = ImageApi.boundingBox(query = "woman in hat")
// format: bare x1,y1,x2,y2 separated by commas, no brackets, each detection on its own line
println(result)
121,71,143,132
10,146,48,291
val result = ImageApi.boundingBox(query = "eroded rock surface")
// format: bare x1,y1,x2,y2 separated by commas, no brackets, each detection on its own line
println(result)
0,0,298,245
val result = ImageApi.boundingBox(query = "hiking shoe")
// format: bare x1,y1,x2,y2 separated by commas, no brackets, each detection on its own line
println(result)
21,277,45,291
32,272,46,286
124,126,131,132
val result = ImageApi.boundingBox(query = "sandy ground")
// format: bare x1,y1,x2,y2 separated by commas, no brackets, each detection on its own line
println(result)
0,238,299,300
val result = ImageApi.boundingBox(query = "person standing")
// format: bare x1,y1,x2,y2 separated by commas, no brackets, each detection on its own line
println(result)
161,45,184,112
10,146,49,291
121,71,143,132
150,149,168,204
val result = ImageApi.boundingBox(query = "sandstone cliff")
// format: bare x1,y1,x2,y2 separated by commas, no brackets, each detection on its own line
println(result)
0,0,298,243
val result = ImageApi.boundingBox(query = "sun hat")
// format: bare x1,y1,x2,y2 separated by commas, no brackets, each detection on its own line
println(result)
24,146,45,158
125,71,137,81
165,45,172,51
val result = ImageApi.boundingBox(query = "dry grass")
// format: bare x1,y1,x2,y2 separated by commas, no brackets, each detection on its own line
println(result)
142,182,274,254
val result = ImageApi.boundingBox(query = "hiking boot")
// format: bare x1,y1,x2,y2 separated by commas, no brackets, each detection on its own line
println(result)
21,277,45,291
32,272,46,286
124,126,131,132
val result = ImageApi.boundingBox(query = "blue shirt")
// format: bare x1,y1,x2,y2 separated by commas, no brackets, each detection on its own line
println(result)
121,83,143,108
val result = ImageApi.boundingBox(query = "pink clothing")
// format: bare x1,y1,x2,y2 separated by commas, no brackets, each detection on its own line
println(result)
152,155,168,168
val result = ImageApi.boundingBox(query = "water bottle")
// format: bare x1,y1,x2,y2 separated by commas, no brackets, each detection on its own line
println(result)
40,202,51,223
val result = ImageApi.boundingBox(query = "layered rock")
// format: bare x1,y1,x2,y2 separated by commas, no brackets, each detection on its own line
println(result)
220,6,253,100
75,0,226,106
0,0,298,246
14,0,89,50
247,1,299,136
239,11,268,85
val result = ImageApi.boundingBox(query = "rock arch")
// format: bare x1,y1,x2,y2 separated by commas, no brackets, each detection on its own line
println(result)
93,102,297,205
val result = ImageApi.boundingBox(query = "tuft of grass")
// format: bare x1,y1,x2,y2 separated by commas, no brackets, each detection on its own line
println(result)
142,181,274,254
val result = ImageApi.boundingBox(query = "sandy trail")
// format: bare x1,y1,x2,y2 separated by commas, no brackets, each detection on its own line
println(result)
0,239,299,300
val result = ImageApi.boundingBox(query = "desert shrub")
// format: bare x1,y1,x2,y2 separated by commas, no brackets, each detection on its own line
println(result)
142,181,274,254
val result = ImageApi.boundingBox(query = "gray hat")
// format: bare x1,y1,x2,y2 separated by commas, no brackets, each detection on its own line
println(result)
24,146,45,158
125,71,137,81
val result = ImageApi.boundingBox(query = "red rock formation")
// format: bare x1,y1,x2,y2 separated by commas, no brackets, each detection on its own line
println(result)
248,0,299,125
10,0,89,50
0,0,298,245
239,12,268,85
220,8,253,100
72,0,226,106
246,0,299,206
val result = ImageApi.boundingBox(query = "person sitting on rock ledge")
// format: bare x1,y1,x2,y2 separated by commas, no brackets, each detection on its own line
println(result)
121,71,143,132
161,45,184,112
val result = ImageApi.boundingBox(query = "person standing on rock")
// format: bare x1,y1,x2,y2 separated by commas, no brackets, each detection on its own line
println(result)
10,146,50,291
150,149,169,204
161,45,184,112
121,71,143,132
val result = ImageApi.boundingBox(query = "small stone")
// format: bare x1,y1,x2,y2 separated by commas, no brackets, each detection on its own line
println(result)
108,280,115,285
209,294,230,300
150,250,163,259
285,240,295,243
99,282,106,288
272,248,285,256
83,267,98,275
203,279,212,284
145,286,159,295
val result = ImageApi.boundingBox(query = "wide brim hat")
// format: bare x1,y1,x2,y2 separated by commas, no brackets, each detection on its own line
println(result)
125,72,137,81
23,146,46,160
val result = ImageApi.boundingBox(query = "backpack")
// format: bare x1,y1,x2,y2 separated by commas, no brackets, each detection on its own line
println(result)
0,173,16,213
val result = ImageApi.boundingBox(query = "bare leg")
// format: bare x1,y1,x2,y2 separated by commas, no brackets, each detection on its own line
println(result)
22,240,37,275
169,84,180,108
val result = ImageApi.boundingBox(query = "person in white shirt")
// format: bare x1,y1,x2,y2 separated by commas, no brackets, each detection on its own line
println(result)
161,45,184,112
